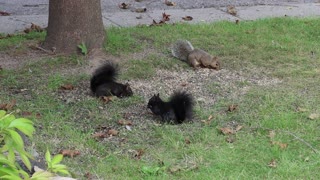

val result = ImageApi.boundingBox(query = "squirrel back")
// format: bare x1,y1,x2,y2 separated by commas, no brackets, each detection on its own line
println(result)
171,39,194,61
90,62,133,98
147,92,194,124
171,40,220,70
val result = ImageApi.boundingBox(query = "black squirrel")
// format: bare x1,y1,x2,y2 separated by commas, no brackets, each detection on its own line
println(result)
171,39,220,70
147,92,194,124
90,62,133,98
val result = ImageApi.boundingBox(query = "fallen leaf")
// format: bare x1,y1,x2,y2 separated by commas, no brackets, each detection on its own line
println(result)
150,19,166,26
59,84,74,90
34,113,41,119
162,12,171,21
235,19,240,24
133,149,144,159
125,125,132,131
227,104,238,112
108,129,119,136
227,5,237,16
84,172,93,180
267,159,277,168
271,141,288,149
268,130,276,139
208,115,213,121
308,113,320,120
135,7,147,13
0,100,16,111
180,82,188,87
219,127,234,135
92,132,108,138
164,0,176,6
60,149,80,158
235,125,243,132
185,138,191,144
0,11,10,16
21,111,33,117
118,119,133,126
169,166,181,173
296,107,308,112
226,136,236,143
119,3,130,9
182,16,193,21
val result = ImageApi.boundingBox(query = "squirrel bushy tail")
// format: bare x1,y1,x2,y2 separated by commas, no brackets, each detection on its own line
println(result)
90,63,117,93
147,91,194,124
171,39,194,61
169,91,193,123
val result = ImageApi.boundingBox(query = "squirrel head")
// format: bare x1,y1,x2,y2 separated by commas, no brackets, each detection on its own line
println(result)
211,57,220,70
147,93,163,115
118,83,133,97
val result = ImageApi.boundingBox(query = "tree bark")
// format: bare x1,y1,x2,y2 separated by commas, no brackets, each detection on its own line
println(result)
42,0,105,54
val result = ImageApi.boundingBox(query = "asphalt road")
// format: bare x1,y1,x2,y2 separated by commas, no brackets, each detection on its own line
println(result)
1,0,319,15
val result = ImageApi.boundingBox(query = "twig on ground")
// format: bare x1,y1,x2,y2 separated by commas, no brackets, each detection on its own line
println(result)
251,126,319,154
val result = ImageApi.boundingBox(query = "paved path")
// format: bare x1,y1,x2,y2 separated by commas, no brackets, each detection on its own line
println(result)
0,1,320,34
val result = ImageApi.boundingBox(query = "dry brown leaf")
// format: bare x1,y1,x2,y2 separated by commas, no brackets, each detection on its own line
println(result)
35,112,42,119
92,132,108,138
227,104,238,112
0,11,10,16
185,138,191,144
296,107,308,112
235,19,240,24
235,125,243,132
84,172,93,180
308,113,320,120
0,100,16,111
219,127,234,135
208,115,213,121
151,19,166,26
21,111,33,117
108,129,119,136
119,3,130,9
164,0,176,6
59,84,74,90
135,149,145,159
60,149,80,158
268,130,276,139
267,159,277,168
226,136,236,143
118,119,133,126
180,82,188,87
135,7,147,13
162,12,171,21
271,141,288,149
169,166,181,173
227,5,237,16
182,16,193,21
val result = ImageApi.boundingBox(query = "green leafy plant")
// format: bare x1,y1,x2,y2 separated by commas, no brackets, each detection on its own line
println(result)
0,110,70,179
77,42,88,55
45,149,70,176
0,110,34,178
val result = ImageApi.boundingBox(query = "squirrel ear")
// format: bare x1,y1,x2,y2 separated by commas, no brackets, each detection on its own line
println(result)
156,93,159,97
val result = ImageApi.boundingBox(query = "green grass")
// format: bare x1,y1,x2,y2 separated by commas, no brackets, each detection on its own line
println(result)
1,17,320,179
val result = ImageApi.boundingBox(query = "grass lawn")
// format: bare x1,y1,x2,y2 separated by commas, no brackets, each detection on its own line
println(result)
1,17,320,179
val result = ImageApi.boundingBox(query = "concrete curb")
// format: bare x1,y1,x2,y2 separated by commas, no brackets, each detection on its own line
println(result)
1,3,320,34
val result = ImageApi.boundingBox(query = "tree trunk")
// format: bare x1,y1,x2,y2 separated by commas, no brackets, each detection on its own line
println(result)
42,0,105,54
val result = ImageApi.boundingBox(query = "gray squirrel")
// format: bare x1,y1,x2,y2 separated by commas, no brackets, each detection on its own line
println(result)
171,40,220,70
